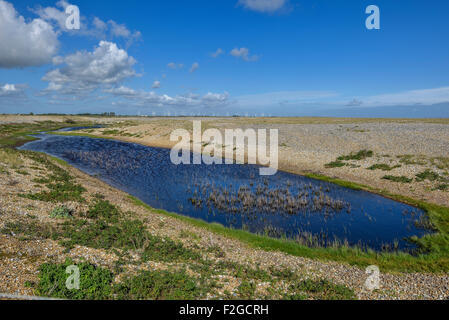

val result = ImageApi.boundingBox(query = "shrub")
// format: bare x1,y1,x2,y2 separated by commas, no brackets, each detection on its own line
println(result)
287,279,356,300
325,161,346,168
141,235,200,262
382,175,413,183
36,260,114,300
367,164,401,171
416,170,445,182
60,218,147,250
337,150,373,161
115,270,200,300
50,206,73,218
237,280,256,299
1,220,58,241
85,199,121,222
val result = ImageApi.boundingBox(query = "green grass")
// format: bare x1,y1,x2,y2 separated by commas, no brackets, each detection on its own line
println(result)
50,206,73,218
337,150,373,161
0,148,24,167
36,259,114,300
31,243,356,300
367,164,401,171
1,219,59,241
326,150,374,169
435,184,449,191
141,234,200,262
416,169,447,182
382,175,413,183
115,270,202,300
19,151,86,203
325,160,346,168
237,280,257,299
102,129,121,135
287,279,356,300
33,258,355,300
430,157,449,170
84,199,121,222
397,155,428,166
6,194,199,265
207,245,226,258
0,121,91,148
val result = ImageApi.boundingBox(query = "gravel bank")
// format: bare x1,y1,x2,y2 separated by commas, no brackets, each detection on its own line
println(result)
0,148,448,300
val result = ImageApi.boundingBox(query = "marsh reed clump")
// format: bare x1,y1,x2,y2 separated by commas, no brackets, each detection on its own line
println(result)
188,181,351,218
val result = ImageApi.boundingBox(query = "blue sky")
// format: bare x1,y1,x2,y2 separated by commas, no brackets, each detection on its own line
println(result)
1,0,449,116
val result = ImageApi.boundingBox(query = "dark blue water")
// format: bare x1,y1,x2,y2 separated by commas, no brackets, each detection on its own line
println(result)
20,132,431,251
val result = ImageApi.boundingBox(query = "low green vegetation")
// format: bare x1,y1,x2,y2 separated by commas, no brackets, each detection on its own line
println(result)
287,279,356,300
416,169,447,183
397,154,428,166
84,199,121,222
236,280,257,299
115,270,201,300
435,184,449,191
325,150,374,169
0,121,89,148
102,129,121,135
2,196,199,263
430,157,449,170
59,200,199,263
367,164,401,171
31,258,356,300
2,219,59,241
36,260,114,300
100,128,141,138
50,206,73,218
325,160,346,168
6,194,356,300
0,148,24,168
337,150,373,161
141,234,200,262
19,152,86,203
382,175,413,183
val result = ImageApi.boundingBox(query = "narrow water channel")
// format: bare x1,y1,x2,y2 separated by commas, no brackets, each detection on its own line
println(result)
20,131,431,251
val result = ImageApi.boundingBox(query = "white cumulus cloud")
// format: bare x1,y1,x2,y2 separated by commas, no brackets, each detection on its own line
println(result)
167,62,184,70
33,1,141,44
106,86,229,108
190,62,200,73
152,81,161,89
0,83,28,102
238,0,288,13
42,41,137,96
0,0,59,68
0,83,20,95
211,48,224,58
230,48,259,62
32,0,72,31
